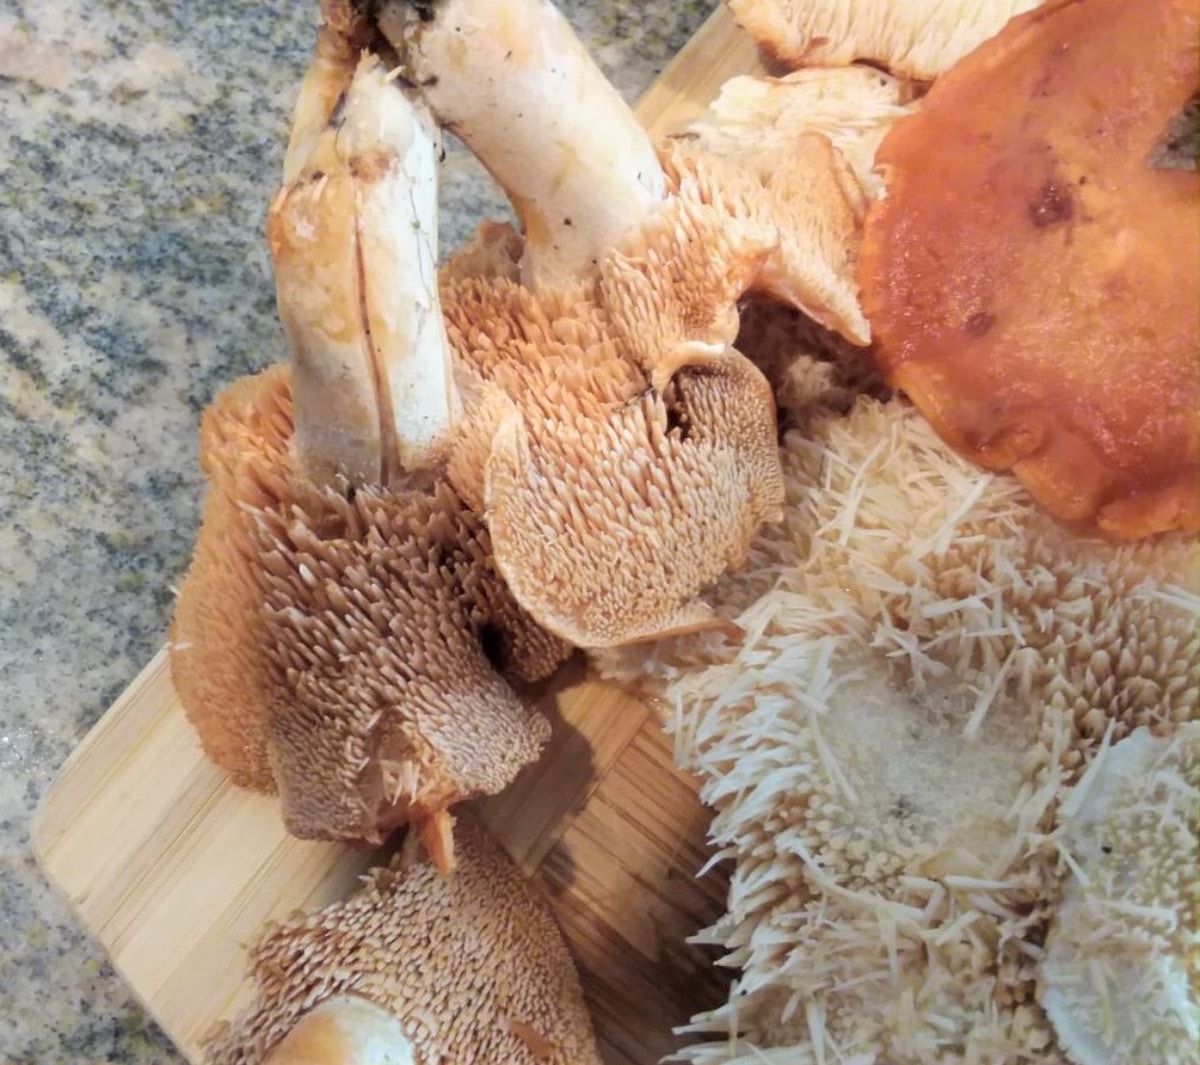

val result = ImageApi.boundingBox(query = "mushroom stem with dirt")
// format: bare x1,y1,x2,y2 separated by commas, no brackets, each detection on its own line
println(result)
170,24,570,872
377,0,887,342
377,0,668,291
270,30,459,486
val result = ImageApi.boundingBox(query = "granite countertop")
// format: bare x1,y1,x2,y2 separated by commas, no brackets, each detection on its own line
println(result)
0,1,714,1059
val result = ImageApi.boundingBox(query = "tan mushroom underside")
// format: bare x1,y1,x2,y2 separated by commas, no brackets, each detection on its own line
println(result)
206,817,602,1065
171,367,568,843
726,0,1042,79
171,366,294,792
440,172,787,647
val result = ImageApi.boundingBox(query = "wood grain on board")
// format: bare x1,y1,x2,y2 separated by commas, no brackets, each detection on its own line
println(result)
32,8,768,1063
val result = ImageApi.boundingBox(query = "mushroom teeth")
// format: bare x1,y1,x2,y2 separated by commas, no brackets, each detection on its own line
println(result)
724,0,1041,80
205,816,602,1065
593,383,1199,1063
440,224,785,648
858,0,1200,539
170,366,568,845
680,67,913,200
1039,723,1200,1065
484,344,783,648
658,65,913,350
171,366,295,792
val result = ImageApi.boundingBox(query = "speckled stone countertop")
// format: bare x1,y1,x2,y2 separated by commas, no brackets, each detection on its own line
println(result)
0,1,714,1059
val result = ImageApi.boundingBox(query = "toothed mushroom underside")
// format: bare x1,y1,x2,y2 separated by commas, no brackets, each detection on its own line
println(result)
206,817,602,1065
171,30,573,850
1039,724,1200,1065
725,0,1043,78
431,159,798,648
358,0,934,648
594,383,1199,1063
170,367,567,843
434,77,920,647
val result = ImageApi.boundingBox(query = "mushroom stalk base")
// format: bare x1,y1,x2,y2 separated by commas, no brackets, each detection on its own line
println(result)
264,996,416,1065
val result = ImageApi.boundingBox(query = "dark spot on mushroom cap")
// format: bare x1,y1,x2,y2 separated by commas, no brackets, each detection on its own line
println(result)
1029,179,1074,228
965,311,996,337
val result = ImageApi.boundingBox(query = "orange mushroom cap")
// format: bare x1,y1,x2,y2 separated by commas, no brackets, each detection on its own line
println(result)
859,0,1200,539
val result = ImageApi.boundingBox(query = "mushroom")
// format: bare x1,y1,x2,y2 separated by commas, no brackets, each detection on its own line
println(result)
668,65,913,343
170,21,569,868
594,379,1199,1062
858,0,1200,539
353,0,911,647
207,816,602,1065
676,66,913,198
1038,723,1200,1065
723,0,1042,80
432,251,785,646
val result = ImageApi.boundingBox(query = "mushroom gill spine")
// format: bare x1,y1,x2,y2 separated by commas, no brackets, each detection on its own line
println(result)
376,0,668,291
268,30,459,488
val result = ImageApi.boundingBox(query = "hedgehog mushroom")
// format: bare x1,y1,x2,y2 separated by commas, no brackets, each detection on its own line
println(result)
724,0,1042,79
858,0,1200,539
360,0,899,646
170,22,569,870
1039,723,1200,1065
208,817,602,1065
593,386,1200,1062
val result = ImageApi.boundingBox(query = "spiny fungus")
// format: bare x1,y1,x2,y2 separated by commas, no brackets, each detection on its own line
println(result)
1038,723,1200,1065
208,817,602,1065
171,23,568,870
596,381,1199,1064
363,0,914,647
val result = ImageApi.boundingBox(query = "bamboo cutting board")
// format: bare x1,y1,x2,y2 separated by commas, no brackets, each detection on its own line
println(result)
32,9,766,1064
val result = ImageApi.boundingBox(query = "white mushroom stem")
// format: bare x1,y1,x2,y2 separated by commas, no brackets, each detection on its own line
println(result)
377,0,667,290
264,996,415,1065
269,42,459,487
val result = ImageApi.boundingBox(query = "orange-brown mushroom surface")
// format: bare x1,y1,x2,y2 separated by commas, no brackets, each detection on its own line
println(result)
859,0,1200,540
207,817,602,1065
170,367,568,857
170,24,573,866
439,226,785,647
